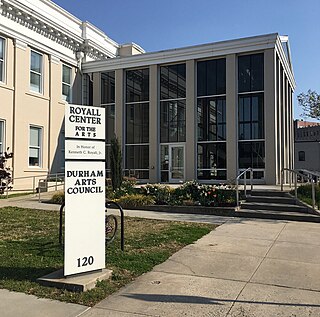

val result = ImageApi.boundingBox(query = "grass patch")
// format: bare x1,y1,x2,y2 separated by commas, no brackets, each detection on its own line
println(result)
0,206,216,306
291,184,320,210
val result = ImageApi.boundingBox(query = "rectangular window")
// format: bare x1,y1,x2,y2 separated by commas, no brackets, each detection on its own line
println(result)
0,120,4,154
160,64,186,100
30,51,43,93
125,68,149,180
126,68,149,102
160,100,186,143
238,94,264,140
197,59,226,96
298,151,305,162
238,53,264,93
101,71,115,104
196,59,226,180
62,64,72,102
29,126,42,167
0,37,5,82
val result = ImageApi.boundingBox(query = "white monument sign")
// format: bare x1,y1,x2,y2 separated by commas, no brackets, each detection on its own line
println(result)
65,104,106,276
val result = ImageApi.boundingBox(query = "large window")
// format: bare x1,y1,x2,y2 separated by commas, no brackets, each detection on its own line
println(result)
0,120,4,154
30,51,43,93
238,53,264,93
125,69,149,180
101,71,115,178
160,64,186,143
62,64,72,102
197,59,226,180
238,53,265,179
0,37,5,82
29,126,42,167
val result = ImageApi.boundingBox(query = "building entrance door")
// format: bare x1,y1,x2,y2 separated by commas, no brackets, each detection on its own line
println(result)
160,144,185,183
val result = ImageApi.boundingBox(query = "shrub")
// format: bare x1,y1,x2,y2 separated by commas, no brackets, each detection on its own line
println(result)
115,194,155,208
110,137,123,191
111,178,138,199
50,191,65,204
296,184,320,208
141,184,173,205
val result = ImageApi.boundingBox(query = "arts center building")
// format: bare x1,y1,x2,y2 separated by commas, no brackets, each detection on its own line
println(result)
0,0,295,190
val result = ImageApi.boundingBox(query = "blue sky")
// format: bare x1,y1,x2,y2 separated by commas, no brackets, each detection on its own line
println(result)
54,0,320,119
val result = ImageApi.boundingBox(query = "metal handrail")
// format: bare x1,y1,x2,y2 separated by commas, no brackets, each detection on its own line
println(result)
281,168,319,210
235,167,253,207
1,172,65,198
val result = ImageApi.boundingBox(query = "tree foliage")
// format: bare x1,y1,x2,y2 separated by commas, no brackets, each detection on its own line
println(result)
110,137,123,191
0,148,13,195
297,90,320,119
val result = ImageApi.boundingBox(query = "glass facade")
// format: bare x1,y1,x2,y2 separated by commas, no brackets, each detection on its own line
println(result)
238,53,265,179
160,64,186,182
125,69,149,179
30,51,42,93
197,59,226,180
101,71,115,178
0,37,4,82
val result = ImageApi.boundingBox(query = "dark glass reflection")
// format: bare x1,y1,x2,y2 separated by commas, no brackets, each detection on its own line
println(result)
105,105,115,144
239,141,265,168
126,69,149,102
101,71,115,104
126,103,149,144
198,97,226,141
239,94,264,140
197,143,226,180
125,145,149,179
160,64,186,100
197,58,226,97
160,100,186,143
238,53,264,93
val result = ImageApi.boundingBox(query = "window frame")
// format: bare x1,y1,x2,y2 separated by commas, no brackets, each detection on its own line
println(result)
0,120,5,155
30,50,43,94
298,151,305,162
62,64,72,102
29,125,43,168
0,36,5,83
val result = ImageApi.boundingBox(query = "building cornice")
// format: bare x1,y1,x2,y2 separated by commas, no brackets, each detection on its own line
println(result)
83,33,279,73
275,36,296,90
0,0,118,60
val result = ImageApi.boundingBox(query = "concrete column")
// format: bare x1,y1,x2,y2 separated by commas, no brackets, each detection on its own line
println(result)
264,49,277,185
149,65,159,183
115,69,124,149
185,60,196,181
92,72,100,106
226,54,238,181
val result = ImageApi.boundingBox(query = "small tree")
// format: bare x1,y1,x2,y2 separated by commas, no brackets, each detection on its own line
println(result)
297,90,320,119
110,137,123,191
0,148,13,195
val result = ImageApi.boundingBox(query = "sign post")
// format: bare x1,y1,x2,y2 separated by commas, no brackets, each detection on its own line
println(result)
64,104,105,276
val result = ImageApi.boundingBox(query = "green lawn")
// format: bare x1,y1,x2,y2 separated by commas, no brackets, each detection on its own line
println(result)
0,207,216,306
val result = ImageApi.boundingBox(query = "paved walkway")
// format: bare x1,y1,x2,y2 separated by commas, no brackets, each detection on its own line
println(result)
1,195,320,316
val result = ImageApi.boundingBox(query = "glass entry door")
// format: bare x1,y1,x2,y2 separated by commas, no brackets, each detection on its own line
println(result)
169,145,185,182
160,144,185,183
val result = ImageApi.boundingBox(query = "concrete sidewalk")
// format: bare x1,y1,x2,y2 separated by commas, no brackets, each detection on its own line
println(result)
1,195,320,316
77,218,320,317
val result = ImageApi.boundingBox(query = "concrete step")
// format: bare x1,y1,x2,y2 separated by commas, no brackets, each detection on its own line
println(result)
250,190,289,198
240,202,308,213
245,195,297,205
235,209,320,223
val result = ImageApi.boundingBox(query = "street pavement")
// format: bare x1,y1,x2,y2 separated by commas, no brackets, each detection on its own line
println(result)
1,194,320,316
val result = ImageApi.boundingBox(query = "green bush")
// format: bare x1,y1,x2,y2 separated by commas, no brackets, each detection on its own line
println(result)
115,194,155,208
296,184,320,208
141,184,173,205
170,181,236,206
50,191,65,204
